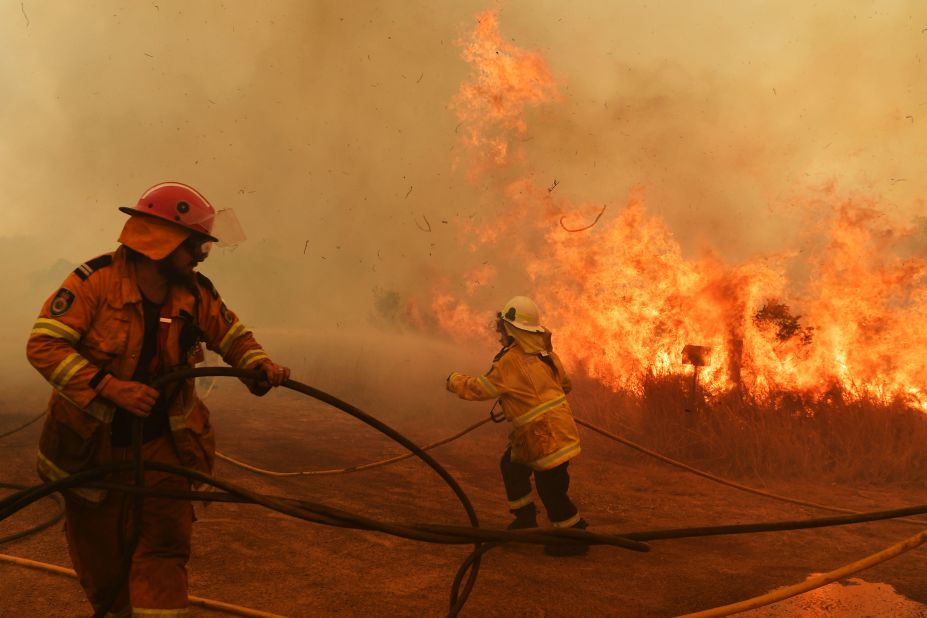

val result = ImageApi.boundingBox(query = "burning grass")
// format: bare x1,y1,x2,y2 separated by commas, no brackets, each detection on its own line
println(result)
395,9,927,491
571,374,927,485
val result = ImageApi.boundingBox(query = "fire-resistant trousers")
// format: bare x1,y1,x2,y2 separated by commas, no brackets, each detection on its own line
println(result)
64,434,193,617
500,446,579,526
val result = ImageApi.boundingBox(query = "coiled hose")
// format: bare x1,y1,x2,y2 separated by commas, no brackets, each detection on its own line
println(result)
0,368,649,617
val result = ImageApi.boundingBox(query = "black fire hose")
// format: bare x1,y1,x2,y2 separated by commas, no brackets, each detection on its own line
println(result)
0,483,63,546
10,366,927,615
0,366,486,617
159,367,486,616
0,368,651,617
143,368,483,617
75,475,649,550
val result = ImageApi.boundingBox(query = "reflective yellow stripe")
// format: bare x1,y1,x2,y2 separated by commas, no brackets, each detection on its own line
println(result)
31,326,71,340
511,395,566,428
236,349,269,369
31,318,80,344
131,609,189,616
36,451,68,481
507,494,534,510
532,441,581,470
36,451,106,503
57,358,89,389
551,513,581,528
50,353,88,389
49,352,80,386
477,375,500,398
218,321,247,356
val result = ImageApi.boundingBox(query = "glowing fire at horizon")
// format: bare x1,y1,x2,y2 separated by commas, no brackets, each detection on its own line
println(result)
424,10,927,411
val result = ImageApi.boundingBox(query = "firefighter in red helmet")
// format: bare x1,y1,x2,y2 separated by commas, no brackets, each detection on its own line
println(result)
27,182,290,616
446,296,588,556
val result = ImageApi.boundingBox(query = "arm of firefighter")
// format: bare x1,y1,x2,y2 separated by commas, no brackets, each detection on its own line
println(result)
195,278,287,394
446,366,504,401
197,289,268,370
26,273,110,409
551,352,572,394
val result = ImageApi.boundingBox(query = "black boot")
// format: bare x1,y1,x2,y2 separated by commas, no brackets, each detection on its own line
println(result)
507,503,538,530
544,518,589,556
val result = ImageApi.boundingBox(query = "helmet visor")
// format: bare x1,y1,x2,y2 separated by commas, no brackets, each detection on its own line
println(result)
211,208,247,247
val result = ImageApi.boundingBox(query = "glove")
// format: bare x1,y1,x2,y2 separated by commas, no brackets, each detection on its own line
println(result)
243,359,291,396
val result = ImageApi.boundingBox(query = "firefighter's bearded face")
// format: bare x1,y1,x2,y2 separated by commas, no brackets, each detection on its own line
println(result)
159,235,211,282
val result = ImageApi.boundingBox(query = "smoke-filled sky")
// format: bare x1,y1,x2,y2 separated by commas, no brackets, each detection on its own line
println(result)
2,0,925,383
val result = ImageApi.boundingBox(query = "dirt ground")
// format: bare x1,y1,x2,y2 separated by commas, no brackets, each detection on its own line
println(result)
2,384,927,618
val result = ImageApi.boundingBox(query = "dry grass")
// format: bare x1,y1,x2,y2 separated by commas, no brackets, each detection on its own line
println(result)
569,374,927,485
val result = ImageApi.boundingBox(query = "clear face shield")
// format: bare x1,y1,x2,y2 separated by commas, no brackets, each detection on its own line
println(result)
181,209,246,261
210,208,247,248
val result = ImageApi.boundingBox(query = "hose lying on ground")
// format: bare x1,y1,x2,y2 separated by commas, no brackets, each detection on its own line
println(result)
215,418,492,476
3,369,926,616
176,368,489,617
9,470,927,547
0,410,45,440
575,417,927,527
9,465,927,617
0,482,63,545
7,376,922,529
0,461,651,615
0,368,648,618
677,525,927,618
213,402,927,528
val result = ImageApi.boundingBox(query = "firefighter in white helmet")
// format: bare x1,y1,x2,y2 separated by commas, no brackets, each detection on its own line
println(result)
446,295,587,556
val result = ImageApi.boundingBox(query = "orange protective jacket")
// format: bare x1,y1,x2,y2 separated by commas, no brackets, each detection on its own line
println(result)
27,246,269,502
447,344,581,470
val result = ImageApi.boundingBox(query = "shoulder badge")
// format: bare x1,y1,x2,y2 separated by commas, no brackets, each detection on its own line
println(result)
195,272,220,300
73,254,113,281
50,288,76,316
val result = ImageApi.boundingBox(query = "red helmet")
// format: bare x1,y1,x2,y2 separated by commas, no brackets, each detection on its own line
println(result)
119,182,219,242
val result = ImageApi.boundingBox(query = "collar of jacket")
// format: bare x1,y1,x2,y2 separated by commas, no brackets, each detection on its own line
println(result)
493,344,513,362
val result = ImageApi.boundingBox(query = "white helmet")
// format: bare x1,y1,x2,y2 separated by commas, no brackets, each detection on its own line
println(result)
499,296,546,333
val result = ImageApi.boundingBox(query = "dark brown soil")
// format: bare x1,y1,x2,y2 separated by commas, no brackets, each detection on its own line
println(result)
2,386,927,617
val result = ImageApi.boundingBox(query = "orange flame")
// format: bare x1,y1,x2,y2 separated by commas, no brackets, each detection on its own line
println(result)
434,10,927,411
451,10,561,176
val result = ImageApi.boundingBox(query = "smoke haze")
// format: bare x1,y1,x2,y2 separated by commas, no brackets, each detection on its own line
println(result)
2,1,925,401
